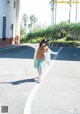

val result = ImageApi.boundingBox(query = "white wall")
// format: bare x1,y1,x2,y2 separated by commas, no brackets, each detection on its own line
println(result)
0,0,16,39
6,0,16,38
0,0,7,38
15,0,20,37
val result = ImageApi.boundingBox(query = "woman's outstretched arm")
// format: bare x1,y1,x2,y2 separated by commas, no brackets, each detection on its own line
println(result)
26,43,39,49
49,48,58,55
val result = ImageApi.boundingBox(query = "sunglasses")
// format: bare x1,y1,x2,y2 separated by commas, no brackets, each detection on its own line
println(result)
43,45,46,47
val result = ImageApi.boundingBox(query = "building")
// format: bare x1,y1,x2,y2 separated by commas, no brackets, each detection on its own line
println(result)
0,0,20,47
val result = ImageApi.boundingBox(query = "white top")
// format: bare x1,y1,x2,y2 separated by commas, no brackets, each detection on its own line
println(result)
27,43,57,62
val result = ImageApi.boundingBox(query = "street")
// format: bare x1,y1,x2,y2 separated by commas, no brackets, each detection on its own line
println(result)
0,46,37,114
31,47,80,114
0,46,80,114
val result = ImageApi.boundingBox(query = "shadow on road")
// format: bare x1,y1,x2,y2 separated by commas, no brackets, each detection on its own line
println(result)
0,78,35,85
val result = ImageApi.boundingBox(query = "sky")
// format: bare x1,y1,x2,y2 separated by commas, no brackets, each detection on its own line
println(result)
20,0,80,26
20,0,51,26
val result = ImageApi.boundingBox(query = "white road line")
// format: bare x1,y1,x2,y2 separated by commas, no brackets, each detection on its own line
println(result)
24,47,62,114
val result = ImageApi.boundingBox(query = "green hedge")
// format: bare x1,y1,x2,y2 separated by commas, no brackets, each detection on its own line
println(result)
26,22,80,42
20,21,80,46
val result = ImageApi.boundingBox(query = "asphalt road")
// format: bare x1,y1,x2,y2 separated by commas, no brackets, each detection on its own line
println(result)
0,46,37,114
31,47,80,114
0,46,80,114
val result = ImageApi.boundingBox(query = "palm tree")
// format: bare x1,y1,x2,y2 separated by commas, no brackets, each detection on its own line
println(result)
75,0,78,22
22,13,28,34
50,0,57,25
68,0,72,22
55,0,57,24
30,14,37,30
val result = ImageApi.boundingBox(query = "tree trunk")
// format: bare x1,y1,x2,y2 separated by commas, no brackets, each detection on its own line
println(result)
69,0,71,22
75,0,78,22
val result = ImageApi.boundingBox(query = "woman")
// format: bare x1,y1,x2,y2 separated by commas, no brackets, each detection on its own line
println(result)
34,39,48,82
27,39,58,83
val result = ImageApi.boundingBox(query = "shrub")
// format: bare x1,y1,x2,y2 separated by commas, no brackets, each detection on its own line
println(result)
28,37,44,43
20,21,80,47
49,41,80,47
77,36,80,41
66,35,73,41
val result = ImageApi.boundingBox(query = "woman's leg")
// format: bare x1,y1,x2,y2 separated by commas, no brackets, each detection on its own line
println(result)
36,59,44,82
37,70,42,82
37,70,42,78
34,70,42,82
